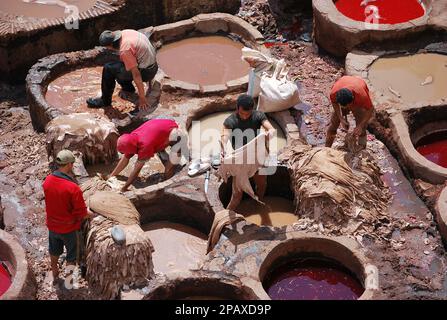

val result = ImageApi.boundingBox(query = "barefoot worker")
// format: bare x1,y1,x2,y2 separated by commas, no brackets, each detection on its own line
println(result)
103,118,188,192
326,76,374,150
220,94,276,210
43,150,91,285
87,29,158,115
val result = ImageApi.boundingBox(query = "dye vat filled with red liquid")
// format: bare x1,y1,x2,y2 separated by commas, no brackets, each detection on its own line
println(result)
416,131,447,168
0,262,12,297
264,256,364,300
335,0,425,25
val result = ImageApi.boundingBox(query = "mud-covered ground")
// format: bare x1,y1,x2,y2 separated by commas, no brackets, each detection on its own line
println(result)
0,0,446,300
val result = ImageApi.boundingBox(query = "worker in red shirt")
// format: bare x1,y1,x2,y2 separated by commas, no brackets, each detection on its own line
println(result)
103,117,188,192
43,150,91,285
326,76,374,149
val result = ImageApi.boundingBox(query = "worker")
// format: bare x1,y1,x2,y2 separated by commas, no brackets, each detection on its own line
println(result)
326,76,374,150
220,94,276,210
103,117,188,192
42,150,91,286
87,29,158,115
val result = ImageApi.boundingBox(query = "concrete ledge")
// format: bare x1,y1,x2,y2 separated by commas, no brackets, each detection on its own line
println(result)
0,230,37,300
435,186,447,244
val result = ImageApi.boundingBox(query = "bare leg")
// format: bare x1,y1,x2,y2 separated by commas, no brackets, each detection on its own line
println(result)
252,173,267,201
227,180,243,211
50,255,60,280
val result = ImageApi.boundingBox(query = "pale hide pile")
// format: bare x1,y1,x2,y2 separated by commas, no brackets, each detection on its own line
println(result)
279,144,391,237
46,113,119,165
80,178,154,299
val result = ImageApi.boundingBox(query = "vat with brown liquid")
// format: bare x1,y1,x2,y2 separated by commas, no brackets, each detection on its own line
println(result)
45,66,142,119
368,53,447,104
189,111,287,158
142,222,207,274
157,36,250,86
236,196,297,227
0,0,96,19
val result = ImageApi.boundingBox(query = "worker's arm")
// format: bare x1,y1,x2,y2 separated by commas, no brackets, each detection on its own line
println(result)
333,102,349,130
220,125,232,158
261,119,276,153
326,110,341,148
130,66,149,111
71,188,89,222
353,107,374,137
121,160,145,192
105,156,130,180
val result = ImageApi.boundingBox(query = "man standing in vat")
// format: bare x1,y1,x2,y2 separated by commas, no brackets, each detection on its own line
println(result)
101,117,188,192
220,94,276,211
325,76,374,150
87,29,158,116
43,150,92,287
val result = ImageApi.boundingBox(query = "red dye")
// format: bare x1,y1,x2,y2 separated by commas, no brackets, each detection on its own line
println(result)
335,0,425,24
416,132,447,168
264,257,364,300
0,263,12,297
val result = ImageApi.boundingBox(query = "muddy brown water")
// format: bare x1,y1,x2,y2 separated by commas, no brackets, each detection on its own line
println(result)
45,66,142,119
0,0,96,19
236,196,297,227
157,36,250,86
368,53,447,104
142,222,207,274
189,111,287,158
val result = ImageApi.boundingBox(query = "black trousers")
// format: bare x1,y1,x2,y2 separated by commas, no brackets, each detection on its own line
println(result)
101,61,159,105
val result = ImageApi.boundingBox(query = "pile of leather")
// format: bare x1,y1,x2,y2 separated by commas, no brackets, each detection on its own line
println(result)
81,179,154,299
46,113,119,166
280,143,391,237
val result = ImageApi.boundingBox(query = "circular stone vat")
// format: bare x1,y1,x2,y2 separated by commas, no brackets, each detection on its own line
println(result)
335,0,425,25
0,0,96,19
414,130,447,168
0,260,11,297
133,186,215,275
141,222,208,275
218,166,296,228
312,0,432,57
263,255,364,300
157,36,250,87
0,230,37,300
259,237,373,300
188,111,287,159
368,53,447,105
144,277,259,300
45,66,138,119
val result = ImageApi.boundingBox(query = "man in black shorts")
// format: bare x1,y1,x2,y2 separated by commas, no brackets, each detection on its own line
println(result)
220,94,275,210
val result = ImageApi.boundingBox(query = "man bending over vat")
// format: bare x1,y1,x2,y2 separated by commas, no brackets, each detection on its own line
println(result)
220,94,276,210
87,29,158,115
43,150,92,286
102,117,188,192
326,76,374,150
